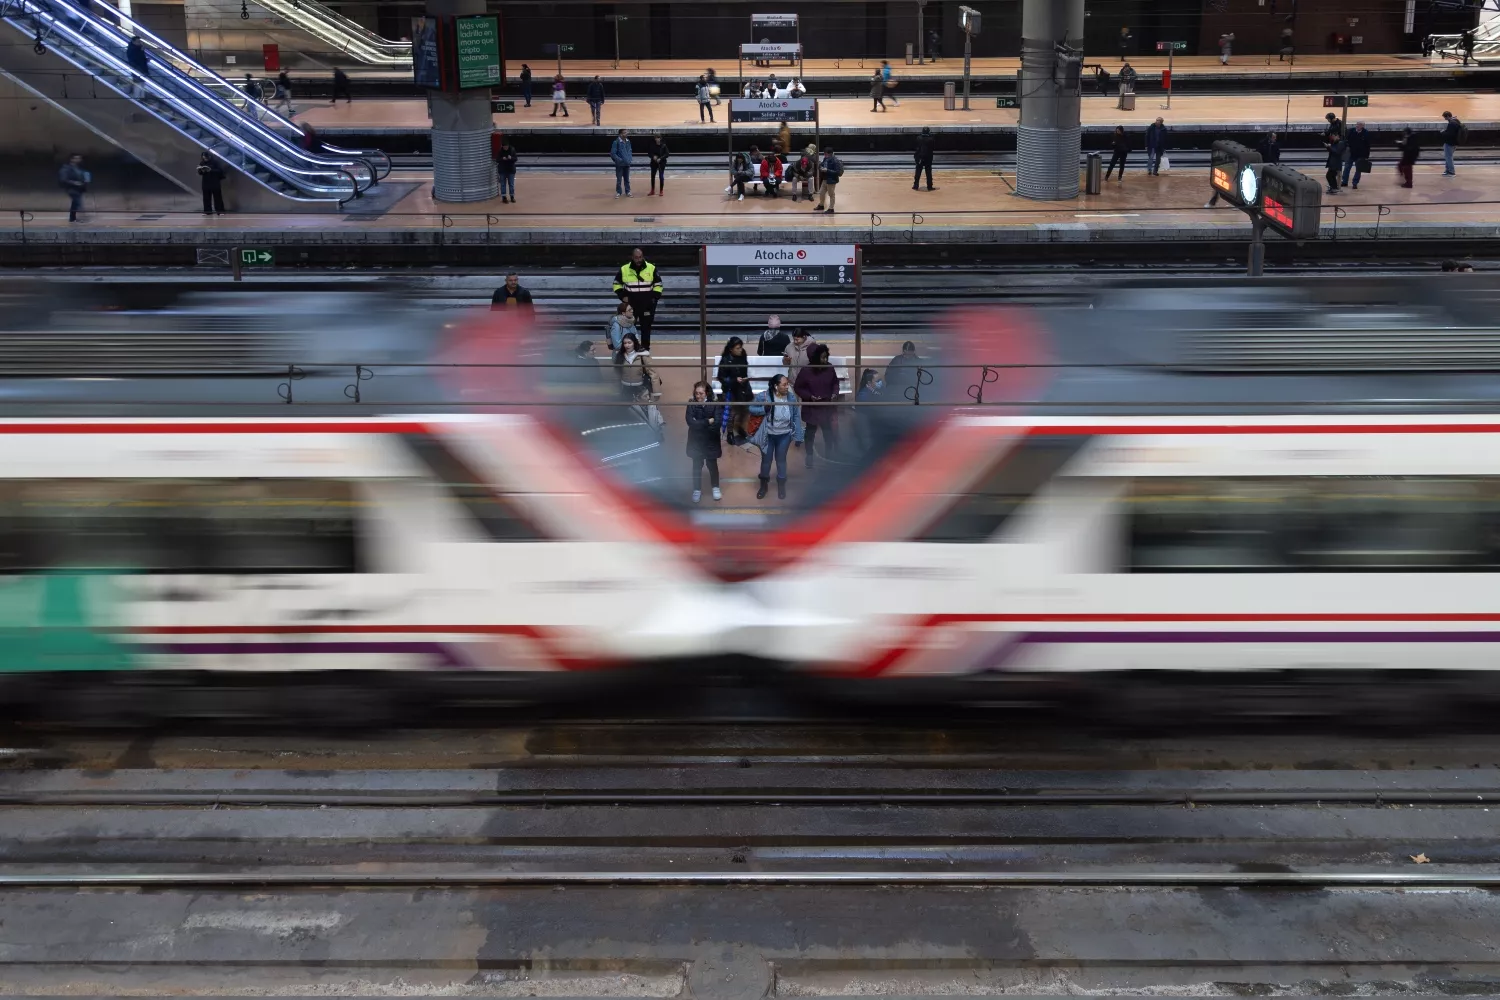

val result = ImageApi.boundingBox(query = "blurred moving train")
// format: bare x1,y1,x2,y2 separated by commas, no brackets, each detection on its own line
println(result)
5,275,1500,723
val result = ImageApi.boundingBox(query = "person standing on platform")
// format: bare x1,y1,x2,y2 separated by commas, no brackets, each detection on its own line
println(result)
927,27,942,60
813,147,843,212
274,69,295,116
614,332,658,399
1145,117,1167,176
750,374,804,501
1218,32,1234,65
519,64,533,107
613,247,662,349
1344,121,1370,189
1117,61,1137,109
794,343,841,469
869,70,887,112
1441,111,1462,176
1117,26,1131,62
784,327,817,388
125,35,150,98
913,126,935,191
197,151,226,215
1257,130,1282,165
718,337,753,445
490,272,534,311
58,153,90,223
1279,26,1294,62
330,66,351,104
1095,64,1111,98
696,75,715,123
586,75,605,126
1462,29,1476,67
686,381,723,504
758,315,789,357
606,301,636,351
1104,126,1130,181
494,133,517,203
1397,127,1419,189
881,60,900,107
1321,111,1344,145
549,74,568,117
1322,129,1345,195
647,134,669,196
885,340,922,399
610,128,633,198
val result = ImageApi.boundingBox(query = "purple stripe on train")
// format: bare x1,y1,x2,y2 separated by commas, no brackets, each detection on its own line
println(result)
149,642,475,669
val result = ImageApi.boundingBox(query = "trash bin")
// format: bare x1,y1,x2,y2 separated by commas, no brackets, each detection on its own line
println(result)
906,41,914,65
1085,152,1102,195
943,81,956,111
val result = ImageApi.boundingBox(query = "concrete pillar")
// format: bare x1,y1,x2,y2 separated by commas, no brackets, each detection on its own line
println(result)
1015,0,1084,200
428,0,496,202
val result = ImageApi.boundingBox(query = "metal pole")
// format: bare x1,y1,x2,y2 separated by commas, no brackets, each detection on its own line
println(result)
853,244,863,382
232,246,242,281
814,98,820,154
555,44,561,77
917,1,925,64
962,28,972,110
1166,46,1172,109
699,246,708,384
613,18,620,70
1248,217,1265,277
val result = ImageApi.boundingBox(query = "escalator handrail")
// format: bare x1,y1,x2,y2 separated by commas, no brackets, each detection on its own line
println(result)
51,0,391,181
324,143,391,181
7,6,358,202
254,0,410,58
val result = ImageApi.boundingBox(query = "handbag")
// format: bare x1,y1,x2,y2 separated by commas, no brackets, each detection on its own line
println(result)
1357,157,1372,173
1158,154,1170,173
746,414,764,437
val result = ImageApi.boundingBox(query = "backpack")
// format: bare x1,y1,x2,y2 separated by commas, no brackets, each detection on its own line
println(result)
1458,122,1469,144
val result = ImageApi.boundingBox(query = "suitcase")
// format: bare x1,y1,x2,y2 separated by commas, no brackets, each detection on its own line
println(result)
1119,91,1136,111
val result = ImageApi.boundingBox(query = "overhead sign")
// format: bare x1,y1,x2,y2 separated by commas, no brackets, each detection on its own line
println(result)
995,95,1018,108
491,100,515,113
740,42,801,56
751,13,798,26
729,98,816,123
1156,40,1188,52
705,245,856,286
542,42,576,55
455,15,501,88
1322,94,1369,108
240,247,274,266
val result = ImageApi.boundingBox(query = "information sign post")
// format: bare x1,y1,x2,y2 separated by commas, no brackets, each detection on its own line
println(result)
1156,40,1186,109
726,98,820,186
737,42,804,91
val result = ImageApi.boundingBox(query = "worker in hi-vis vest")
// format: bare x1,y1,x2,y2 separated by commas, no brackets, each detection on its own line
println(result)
612,247,663,350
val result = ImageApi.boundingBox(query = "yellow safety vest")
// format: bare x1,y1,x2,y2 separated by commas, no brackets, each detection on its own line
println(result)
614,261,662,297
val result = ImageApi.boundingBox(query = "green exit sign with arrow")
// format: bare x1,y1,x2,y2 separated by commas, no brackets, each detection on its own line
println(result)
240,248,274,266
995,95,1018,108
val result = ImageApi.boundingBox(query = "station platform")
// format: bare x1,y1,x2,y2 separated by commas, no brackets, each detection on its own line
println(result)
299,93,1500,154
7,161,1499,265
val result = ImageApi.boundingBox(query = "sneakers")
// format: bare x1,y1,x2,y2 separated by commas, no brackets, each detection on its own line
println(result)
738,193,744,201
712,487,722,501
1203,199,1215,209
692,490,702,503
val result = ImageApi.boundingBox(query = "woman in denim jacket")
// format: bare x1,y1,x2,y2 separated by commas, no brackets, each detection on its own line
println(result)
748,373,805,501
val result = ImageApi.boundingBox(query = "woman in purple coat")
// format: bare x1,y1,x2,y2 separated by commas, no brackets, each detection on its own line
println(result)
793,343,840,468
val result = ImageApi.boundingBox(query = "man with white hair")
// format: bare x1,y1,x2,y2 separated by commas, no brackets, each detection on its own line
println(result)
757,315,790,357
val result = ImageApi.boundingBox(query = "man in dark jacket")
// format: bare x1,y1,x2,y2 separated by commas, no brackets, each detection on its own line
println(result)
494,134,517,203
1256,130,1281,165
58,153,89,222
1144,117,1168,176
1442,111,1462,176
1323,132,1345,195
1343,121,1371,189
124,35,150,97
757,315,790,357
1095,64,1111,97
586,76,605,126
1398,127,1419,188
491,272,534,311
198,151,226,215
331,66,351,104
913,126,935,191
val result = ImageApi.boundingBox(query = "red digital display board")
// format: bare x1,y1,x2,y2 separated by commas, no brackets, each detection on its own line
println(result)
1262,195,1294,231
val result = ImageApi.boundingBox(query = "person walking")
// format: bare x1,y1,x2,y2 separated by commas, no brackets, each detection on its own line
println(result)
610,128,633,198
784,327,817,387
586,75,605,126
749,374,804,501
614,332,659,399
717,336,753,445
880,59,900,107
647,134,668,196
519,63,533,107
1218,32,1234,65
1279,25,1294,62
913,126,935,191
696,75,715,123
869,70,886,112
124,35,152,98
927,27,942,60
686,381,723,503
549,74,568,117
1144,116,1167,176
1441,110,1462,176
1344,121,1370,189
757,315,790,357
490,272,534,310
242,73,266,119
1397,127,1419,188
1104,125,1130,181
330,66,351,104
197,151,226,215
1462,28,1476,67
813,147,843,212
273,69,295,116
706,67,722,104
793,343,840,469
1322,129,1345,195
1117,26,1131,61
58,153,90,223
606,301,636,350
1095,64,1112,98
494,133,517,203
613,247,662,349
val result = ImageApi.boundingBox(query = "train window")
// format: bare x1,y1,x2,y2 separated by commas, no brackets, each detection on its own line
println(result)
0,479,361,574
1128,477,1500,572
917,437,1088,542
400,435,544,541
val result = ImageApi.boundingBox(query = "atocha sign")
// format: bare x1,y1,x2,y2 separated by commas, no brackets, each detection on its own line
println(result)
728,98,816,123
704,245,857,285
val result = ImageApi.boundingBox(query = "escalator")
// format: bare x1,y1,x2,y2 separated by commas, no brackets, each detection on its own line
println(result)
1428,18,1498,62
253,0,410,67
0,0,395,210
